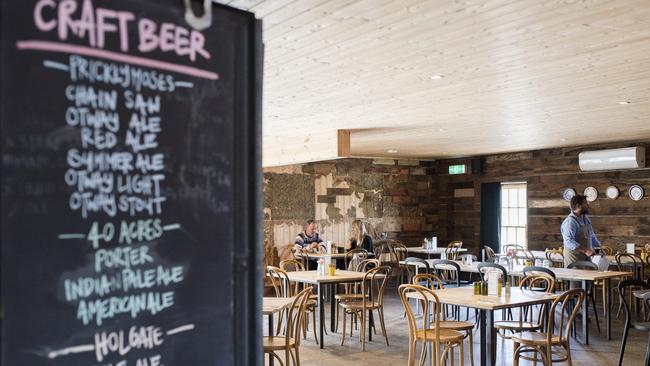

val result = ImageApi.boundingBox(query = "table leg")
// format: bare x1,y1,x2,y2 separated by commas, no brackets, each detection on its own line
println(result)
487,310,496,366
368,281,374,342
268,314,274,366
582,280,589,345
318,283,325,349
606,278,612,340
479,310,487,366
330,283,336,332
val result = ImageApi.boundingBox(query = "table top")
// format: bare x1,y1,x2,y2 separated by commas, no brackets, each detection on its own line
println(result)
263,297,294,315
300,252,349,259
406,287,557,310
402,259,631,281
406,247,468,254
285,270,384,284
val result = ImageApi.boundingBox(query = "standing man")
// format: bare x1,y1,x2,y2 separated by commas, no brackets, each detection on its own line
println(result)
294,219,323,250
561,194,601,268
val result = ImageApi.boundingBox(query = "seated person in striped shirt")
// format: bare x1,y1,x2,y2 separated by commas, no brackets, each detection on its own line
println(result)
294,219,323,251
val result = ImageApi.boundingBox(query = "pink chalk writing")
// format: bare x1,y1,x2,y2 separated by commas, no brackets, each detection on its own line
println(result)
33,0,211,62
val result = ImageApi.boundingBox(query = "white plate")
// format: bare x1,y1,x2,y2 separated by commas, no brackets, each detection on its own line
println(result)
606,186,619,199
629,185,645,201
584,186,598,202
563,188,576,201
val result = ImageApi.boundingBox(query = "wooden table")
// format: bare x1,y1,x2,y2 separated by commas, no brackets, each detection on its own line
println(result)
407,287,556,366
285,270,384,349
403,259,631,343
406,247,467,258
263,297,294,366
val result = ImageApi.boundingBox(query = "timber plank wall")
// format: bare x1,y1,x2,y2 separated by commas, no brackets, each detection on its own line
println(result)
432,140,650,254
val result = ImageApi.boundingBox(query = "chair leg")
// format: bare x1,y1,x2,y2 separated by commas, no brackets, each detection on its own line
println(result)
311,309,319,344
644,334,650,366
590,293,601,334
379,308,389,346
407,336,415,366
459,341,464,366
618,324,630,366
341,310,347,346
513,343,520,366
361,310,366,352
468,330,474,366
418,340,427,366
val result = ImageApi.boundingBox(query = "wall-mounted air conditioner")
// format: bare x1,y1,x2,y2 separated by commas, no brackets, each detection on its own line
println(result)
578,147,646,171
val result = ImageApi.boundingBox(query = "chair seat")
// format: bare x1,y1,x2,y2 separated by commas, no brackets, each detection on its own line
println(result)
494,320,543,331
341,300,380,310
511,332,561,346
335,293,367,301
633,322,650,332
438,320,474,331
416,328,465,343
263,336,296,351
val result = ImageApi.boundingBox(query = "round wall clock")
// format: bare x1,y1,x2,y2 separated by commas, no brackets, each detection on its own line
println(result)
629,185,645,201
606,186,620,199
584,186,598,202
563,188,576,201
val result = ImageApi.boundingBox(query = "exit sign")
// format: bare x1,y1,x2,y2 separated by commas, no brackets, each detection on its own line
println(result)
448,164,466,175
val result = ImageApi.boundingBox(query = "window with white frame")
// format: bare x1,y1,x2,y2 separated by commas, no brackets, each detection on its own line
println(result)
500,182,527,249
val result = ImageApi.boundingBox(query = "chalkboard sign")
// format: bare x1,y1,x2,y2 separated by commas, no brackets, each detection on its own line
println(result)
1,1,262,365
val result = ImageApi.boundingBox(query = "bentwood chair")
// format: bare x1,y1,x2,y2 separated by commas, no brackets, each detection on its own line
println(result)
512,289,585,366
334,258,380,331
617,279,650,366
494,275,555,339
445,241,463,260
599,245,613,256
344,248,369,270
545,249,564,268
413,273,475,366
615,253,646,317
264,287,312,366
482,245,497,262
431,259,469,320
267,266,321,343
567,261,601,334
399,284,465,366
340,266,391,351
404,257,432,284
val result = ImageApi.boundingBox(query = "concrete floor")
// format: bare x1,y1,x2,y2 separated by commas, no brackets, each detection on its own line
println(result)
264,288,649,366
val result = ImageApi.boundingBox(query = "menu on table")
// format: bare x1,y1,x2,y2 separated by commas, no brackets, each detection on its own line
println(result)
1,0,262,365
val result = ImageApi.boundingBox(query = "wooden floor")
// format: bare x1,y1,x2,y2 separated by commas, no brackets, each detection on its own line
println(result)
264,288,648,365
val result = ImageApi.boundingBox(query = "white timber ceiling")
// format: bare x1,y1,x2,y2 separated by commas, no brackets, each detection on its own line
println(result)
213,0,650,167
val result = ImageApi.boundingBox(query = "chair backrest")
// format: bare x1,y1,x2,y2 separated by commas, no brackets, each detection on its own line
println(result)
615,253,645,280
267,266,293,297
404,257,431,280
279,259,305,272
477,262,507,285
483,245,496,261
391,242,409,262
398,284,443,358
356,258,380,272
445,241,463,260
513,248,534,265
519,274,555,293
618,279,650,325
362,266,392,307
567,260,598,271
374,241,396,264
503,244,524,254
599,245,613,256
412,273,445,290
547,289,585,345
430,259,461,287
345,248,369,269
545,249,564,267
522,266,556,280
285,287,312,349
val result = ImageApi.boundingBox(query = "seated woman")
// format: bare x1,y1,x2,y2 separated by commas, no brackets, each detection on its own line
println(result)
345,219,373,253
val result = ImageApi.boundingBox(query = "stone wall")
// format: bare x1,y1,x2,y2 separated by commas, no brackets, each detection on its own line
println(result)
263,159,436,265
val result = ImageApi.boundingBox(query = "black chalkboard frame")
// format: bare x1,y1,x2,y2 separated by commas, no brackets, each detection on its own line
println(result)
0,0,264,364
